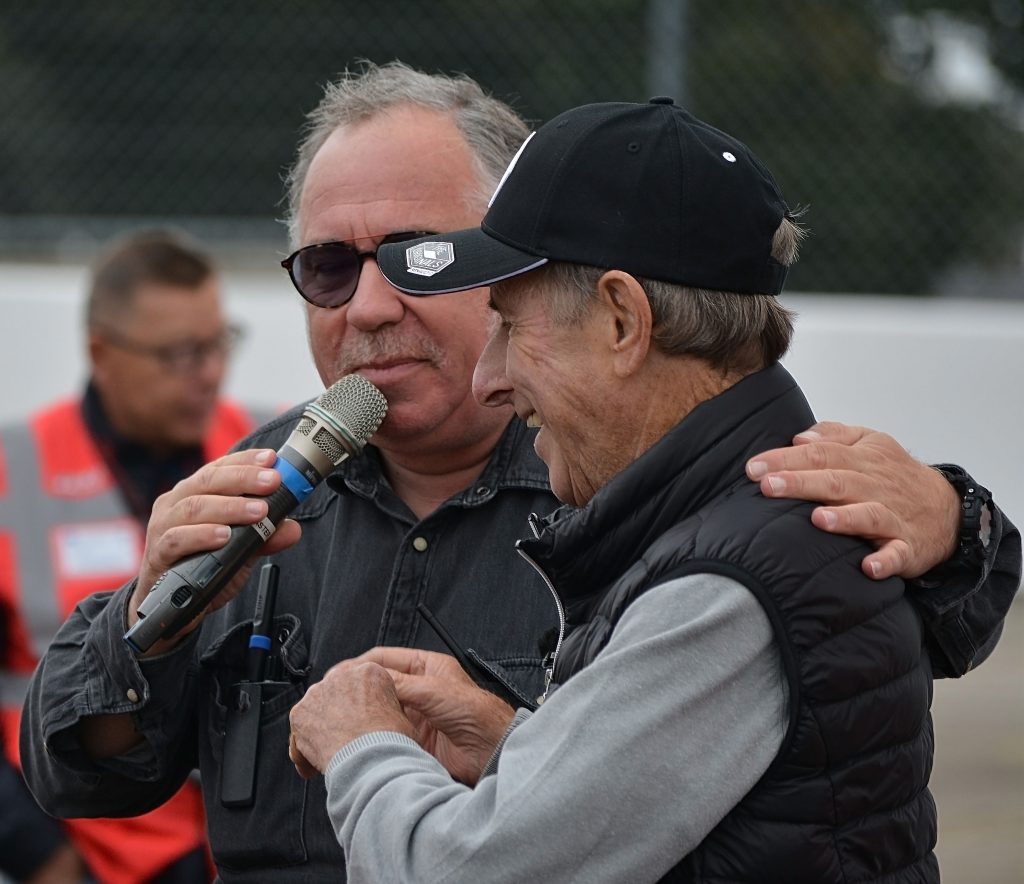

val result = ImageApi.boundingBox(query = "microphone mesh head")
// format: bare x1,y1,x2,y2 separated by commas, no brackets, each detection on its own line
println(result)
313,374,388,447
308,423,347,463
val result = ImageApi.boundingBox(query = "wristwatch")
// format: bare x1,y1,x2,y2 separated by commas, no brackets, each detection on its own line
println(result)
936,466,993,567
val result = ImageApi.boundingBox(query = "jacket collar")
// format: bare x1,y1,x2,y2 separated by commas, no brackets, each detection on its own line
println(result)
80,379,205,522
517,363,815,600
327,415,551,505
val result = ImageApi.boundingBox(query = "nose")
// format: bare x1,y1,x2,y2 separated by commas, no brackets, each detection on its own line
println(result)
344,258,406,332
472,324,513,408
196,348,227,386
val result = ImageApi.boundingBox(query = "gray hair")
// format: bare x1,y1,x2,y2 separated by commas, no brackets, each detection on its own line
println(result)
501,216,807,376
283,60,531,247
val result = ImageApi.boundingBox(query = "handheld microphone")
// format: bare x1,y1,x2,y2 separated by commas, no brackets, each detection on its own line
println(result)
124,374,387,655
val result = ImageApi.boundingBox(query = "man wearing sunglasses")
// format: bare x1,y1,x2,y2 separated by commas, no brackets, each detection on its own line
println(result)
1,229,262,883
20,63,1019,881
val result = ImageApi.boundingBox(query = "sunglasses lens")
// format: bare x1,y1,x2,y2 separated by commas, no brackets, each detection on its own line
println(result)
285,233,430,308
291,244,360,308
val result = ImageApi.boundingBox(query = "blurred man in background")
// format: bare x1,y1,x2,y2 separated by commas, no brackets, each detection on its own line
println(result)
18,65,1019,881
0,230,259,883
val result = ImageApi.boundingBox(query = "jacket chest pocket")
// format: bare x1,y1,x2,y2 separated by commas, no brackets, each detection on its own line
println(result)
199,614,311,871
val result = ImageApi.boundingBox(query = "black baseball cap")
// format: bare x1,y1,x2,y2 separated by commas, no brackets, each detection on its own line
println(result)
377,97,792,297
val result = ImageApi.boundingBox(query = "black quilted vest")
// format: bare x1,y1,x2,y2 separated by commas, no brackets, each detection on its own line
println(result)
518,364,937,883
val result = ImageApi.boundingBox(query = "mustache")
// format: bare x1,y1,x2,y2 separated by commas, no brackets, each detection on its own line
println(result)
335,328,446,375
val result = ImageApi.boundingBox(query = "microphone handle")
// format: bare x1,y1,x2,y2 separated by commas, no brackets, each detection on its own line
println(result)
124,481,300,654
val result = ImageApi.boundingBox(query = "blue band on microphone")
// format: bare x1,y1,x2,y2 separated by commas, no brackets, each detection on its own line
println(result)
249,634,272,651
275,458,315,502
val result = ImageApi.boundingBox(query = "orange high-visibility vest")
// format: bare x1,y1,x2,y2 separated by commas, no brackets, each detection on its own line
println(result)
0,396,255,884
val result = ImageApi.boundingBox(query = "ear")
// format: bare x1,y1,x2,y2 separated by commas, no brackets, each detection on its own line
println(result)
594,271,652,378
88,330,111,383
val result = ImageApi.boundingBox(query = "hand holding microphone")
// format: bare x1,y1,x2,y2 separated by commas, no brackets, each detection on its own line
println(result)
124,374,387,655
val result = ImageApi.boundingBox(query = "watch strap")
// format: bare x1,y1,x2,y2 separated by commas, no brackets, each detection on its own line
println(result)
934,465,993,566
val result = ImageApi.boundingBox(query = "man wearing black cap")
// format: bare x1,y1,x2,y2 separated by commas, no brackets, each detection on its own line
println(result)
288,99,1006,882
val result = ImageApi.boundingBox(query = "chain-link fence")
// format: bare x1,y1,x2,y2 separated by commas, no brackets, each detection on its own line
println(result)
1,0,1022,295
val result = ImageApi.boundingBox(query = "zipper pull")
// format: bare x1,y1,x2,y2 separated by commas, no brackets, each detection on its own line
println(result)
527,512,543,539
537,652,555,705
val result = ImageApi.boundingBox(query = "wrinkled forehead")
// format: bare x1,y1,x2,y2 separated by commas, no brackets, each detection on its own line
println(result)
488,267,552,315
299,110,488,243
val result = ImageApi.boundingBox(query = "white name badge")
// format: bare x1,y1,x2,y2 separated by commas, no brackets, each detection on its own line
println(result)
52,520,142,579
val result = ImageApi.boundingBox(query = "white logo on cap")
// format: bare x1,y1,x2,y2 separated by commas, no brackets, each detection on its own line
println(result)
722,151,737,163
405,241,455,277
488,131,536,208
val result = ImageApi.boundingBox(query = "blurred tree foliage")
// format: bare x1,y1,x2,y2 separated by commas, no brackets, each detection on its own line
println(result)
0,0,1021,294
681,0,1024,292
896,0,1024,87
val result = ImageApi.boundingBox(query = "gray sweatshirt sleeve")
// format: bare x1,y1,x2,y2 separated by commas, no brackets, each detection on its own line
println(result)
324,573,788,884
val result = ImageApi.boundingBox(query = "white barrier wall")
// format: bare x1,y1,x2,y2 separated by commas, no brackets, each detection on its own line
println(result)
2,263,1022,528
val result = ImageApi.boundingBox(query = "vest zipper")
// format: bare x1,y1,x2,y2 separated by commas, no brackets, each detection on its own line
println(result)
516,513,566,705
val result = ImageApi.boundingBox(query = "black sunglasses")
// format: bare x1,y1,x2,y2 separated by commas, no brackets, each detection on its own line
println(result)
281,231,431,308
